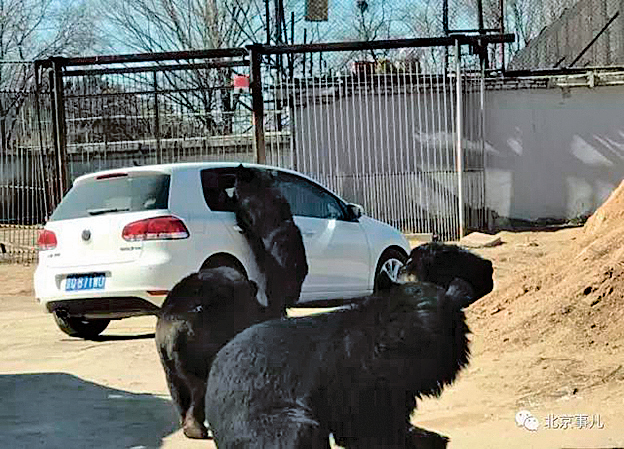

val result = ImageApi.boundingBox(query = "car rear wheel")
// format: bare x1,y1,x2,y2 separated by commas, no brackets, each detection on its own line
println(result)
52,312,110,339
374,248,408,292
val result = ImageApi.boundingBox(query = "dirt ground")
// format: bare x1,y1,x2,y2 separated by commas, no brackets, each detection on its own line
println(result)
2,214,624,447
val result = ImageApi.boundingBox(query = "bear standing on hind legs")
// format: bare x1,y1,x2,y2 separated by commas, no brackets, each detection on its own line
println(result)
233,165,308,315
205,243,493,448
155,165,309,439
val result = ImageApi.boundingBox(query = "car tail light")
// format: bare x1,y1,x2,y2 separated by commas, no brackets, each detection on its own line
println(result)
37,230,57,250
147,290,169,296
96,172,128,180
122,216,189,241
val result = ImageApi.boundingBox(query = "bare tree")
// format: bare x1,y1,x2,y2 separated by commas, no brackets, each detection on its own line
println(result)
400,0,446,70
351,0,392,42
100,0,267,52
0,0,98,89
98,0,273,136
0,0,99,151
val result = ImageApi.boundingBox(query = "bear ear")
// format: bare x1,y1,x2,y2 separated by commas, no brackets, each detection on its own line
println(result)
235,164,254,183
197,269,213,282
445,278,476,310
402,246,429,281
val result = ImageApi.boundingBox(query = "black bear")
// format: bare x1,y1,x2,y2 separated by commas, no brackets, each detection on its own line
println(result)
234,165,308,314
404,242,494,300
156,165,309,439
155,267,270,439
205,243,493,448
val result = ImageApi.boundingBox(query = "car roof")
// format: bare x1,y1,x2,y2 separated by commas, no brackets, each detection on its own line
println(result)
72,162,314,186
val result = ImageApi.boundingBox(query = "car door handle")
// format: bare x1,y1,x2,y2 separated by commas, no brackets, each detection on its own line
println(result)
301,230,316,237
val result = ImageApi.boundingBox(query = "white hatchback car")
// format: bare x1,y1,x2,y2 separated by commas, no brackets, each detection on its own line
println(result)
34,162,410,338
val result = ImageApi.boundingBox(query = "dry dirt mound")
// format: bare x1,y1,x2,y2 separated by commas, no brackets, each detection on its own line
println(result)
467,183,624,398
472,227,624,350
584,179,624,235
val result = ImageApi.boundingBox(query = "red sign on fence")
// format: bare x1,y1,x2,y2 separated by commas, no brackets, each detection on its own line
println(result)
233,75,250,90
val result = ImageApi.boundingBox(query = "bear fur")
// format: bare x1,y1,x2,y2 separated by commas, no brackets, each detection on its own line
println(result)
234,165,308,314
205,243,493,448
156,267,269,438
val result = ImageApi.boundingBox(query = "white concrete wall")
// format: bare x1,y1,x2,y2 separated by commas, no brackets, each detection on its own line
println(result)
485,84,624,221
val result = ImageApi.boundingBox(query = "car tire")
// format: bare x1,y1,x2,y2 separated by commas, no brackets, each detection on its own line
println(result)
52,312,110,339
374,248,408,292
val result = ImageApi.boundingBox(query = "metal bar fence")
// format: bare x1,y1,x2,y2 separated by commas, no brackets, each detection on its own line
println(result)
265,42,488,241
0,64,52,262
0,35,506,262
60,57,255,179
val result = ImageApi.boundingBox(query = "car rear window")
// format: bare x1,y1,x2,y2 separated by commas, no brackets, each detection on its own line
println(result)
50,173,170,221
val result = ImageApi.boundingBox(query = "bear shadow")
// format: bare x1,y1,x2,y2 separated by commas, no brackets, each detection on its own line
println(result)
90,333,155,342
0,372,178,449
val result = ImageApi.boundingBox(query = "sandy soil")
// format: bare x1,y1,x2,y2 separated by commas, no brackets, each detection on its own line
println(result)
1,220,623,447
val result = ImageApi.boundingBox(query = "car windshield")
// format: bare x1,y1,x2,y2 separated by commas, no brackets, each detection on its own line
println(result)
50,173,170,221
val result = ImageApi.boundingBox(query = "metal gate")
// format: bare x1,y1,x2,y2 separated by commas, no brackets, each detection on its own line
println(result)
0,63,52,263
260,36,509,240
38,50,254,192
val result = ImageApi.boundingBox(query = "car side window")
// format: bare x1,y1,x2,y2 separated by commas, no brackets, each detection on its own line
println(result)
273,172,347,220
200,168,237,212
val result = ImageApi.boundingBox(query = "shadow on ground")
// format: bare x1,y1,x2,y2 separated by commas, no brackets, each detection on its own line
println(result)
0,373,177,449
90,333,156,342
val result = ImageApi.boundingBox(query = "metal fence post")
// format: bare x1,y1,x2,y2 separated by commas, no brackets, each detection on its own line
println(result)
50,57,69,201
248,44,266,164
153,72,162,164
33,61,51,221
455,39,465,240
479,44,490,231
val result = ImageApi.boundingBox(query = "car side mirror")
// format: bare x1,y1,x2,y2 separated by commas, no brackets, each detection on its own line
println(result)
347,203,364,220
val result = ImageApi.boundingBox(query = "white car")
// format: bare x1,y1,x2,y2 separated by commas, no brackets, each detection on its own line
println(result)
34,162,410,338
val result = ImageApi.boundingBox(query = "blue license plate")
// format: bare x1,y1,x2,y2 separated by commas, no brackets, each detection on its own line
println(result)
65,274,106,291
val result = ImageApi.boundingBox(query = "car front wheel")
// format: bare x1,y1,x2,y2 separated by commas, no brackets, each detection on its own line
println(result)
52,312,110,339
374,248,408,292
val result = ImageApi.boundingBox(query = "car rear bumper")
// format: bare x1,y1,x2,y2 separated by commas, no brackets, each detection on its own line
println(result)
46,297,160,320
34,258,193,314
